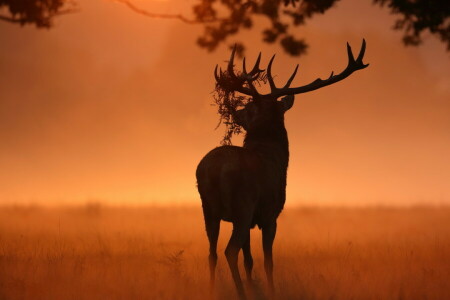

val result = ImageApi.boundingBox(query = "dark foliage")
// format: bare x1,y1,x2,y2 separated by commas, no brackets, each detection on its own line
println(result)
193,0,449,56
1,0,448,54
374,0,450,50
194,0,339,56
0,0,76,28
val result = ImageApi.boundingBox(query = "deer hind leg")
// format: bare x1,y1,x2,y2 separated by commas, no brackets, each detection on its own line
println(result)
205,217,220,290
262,221,277,296
225,221,252,300
242,232,253,282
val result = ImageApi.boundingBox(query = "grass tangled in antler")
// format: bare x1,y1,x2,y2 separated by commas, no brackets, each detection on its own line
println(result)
213,82,248,145
213,70,267,145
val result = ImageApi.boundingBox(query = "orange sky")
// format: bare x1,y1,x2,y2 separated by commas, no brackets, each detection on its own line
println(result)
0,0,449,206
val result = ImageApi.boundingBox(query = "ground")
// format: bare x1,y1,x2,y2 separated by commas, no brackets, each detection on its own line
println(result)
0,204,449,300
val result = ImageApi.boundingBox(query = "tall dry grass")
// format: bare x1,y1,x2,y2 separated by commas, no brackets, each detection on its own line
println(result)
0,204,449,300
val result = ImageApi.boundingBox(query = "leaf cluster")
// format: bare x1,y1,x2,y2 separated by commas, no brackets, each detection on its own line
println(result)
1,0,448,55
374,0,450,50
192,0,449,56
193,0,339,56
0,0,76,28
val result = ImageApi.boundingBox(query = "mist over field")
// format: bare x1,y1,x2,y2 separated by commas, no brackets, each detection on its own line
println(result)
1,205,449,300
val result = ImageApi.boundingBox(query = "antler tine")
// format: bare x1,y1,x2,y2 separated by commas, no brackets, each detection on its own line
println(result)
248,52,263,76
347,39,369,68
242,57,248,74
243,54,264,81
357,39,368,65
227,45,240,81
346,42,355,63
283,64,299,89
242,56,263,97
214,65,220,82
267,54,277,92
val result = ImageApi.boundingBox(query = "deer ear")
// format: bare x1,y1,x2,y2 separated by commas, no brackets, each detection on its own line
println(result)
280,95,295,112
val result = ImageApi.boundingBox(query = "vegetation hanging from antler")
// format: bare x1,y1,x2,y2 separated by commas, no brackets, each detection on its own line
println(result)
213,45,270,145
213,71,252,145
213,74,271,146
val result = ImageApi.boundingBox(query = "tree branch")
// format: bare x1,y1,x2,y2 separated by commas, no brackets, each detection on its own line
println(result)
0,15,24,24
113,0,222,24
0,7,78,27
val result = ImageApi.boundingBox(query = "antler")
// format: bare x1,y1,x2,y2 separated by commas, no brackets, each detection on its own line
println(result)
269,39,369,98
214,39,369,100
214,46,265,98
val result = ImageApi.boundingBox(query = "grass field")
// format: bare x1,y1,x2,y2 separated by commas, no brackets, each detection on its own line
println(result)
0,204,449,300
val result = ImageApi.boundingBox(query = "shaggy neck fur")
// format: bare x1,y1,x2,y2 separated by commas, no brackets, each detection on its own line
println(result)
243,121,289,169
242,120,289,221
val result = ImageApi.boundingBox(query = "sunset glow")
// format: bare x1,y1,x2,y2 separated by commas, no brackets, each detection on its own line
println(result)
1,1,450,299
0,0,449,206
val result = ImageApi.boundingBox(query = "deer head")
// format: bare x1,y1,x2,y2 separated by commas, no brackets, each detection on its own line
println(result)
214,40,368,132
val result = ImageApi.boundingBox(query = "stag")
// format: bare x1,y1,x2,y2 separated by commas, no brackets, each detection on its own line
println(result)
196,40,368,299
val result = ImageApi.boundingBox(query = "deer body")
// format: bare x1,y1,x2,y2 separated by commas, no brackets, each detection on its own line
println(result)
197,112,289,228
197,40,368,299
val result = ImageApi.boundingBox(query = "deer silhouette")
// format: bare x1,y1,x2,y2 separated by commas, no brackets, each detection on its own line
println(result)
196,40,368,299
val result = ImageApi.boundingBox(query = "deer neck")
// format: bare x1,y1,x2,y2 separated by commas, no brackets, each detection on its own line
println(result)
243,123,289,169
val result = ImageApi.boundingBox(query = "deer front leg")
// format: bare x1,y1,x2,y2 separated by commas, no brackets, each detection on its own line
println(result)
262,221,277,296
